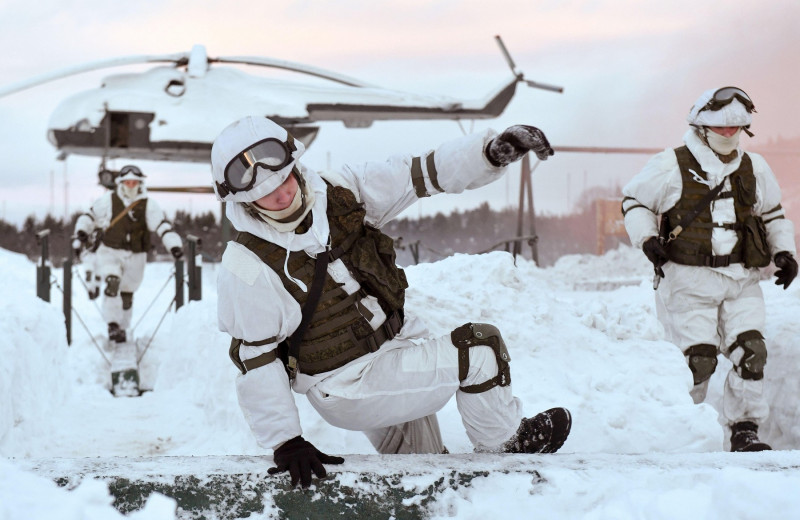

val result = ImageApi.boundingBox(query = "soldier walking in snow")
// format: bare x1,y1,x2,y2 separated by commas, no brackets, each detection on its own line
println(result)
212,116,572,488
74,165,184,344
622,87,798,451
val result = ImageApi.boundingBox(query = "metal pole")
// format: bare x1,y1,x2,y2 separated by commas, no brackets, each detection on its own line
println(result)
523,154,539,264
175,259,185,310
187,234,202,302
63,255,72,345
514,162,526,259
36,229,51,302
410,241,420,265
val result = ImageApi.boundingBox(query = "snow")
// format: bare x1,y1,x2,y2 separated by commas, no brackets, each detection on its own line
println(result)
2,244,800,518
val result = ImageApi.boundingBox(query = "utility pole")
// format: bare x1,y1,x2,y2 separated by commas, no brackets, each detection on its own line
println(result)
513,154,540,264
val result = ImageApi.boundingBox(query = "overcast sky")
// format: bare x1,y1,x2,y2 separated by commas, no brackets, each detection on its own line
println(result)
1,0,799,226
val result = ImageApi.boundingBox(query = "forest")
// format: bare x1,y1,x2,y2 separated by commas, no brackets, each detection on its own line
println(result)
0,200,628,268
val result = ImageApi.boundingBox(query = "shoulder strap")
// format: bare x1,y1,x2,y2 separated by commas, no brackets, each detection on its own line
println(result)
668,179,726,241
108,198,144,231
286,249,330,380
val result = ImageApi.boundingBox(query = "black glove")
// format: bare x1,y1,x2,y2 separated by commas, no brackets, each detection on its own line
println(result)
76,230,89,243
485,125,554,167
170,247,184,260
774,251,798,290
643,236,669,271
268,436,344,488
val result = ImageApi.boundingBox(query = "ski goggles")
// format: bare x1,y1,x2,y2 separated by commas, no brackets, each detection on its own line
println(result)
699,86,756,114
117,165,146,182
218,135,297,196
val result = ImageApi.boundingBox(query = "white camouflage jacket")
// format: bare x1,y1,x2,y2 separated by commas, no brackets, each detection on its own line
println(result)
74,184,183,253
622,129,796,279
217,129,506,450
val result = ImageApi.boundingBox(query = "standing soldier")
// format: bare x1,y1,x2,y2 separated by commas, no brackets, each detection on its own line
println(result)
74,165,184,344
622,87,798,451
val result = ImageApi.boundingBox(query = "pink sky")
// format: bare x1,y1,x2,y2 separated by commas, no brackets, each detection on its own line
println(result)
0,0,798,225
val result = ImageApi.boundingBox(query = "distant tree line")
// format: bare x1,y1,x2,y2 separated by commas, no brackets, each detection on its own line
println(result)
0,202,629,268
0,210,224,267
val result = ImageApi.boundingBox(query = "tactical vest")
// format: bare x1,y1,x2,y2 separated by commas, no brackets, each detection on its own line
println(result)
235,183,408,376
102,194,151,253
664,146,755,267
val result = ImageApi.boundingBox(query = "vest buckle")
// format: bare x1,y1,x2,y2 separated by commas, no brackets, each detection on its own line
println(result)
287,356,298,381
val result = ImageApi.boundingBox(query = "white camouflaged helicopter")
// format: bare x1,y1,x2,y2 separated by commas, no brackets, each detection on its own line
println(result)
0,36,562,190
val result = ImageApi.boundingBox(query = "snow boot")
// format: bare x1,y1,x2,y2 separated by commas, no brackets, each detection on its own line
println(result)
108,322,126,343
502,407,572,454
730,421,771,452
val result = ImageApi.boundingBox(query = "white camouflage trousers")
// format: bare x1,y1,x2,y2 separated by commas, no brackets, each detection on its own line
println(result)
95,244,147,329
656,262,769,425
306,317,524,452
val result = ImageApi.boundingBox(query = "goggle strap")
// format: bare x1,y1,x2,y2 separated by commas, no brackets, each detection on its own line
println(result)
216,181,230,198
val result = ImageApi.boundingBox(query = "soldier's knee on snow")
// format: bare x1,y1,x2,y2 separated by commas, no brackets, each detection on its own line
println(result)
729,330,767,381
685,344,718,385
104,275,120,297
121,292,133,310
450,322,511,393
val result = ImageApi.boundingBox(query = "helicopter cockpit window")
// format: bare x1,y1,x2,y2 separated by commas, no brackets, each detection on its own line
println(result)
75,118,92,132
165,79,186,97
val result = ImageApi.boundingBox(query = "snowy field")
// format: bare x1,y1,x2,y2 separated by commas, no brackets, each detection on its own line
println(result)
2,244,800,519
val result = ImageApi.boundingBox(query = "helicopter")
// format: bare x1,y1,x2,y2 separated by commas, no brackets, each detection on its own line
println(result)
0,36,562,190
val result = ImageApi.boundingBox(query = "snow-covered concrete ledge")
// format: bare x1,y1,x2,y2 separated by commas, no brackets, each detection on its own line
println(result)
16,452,800,519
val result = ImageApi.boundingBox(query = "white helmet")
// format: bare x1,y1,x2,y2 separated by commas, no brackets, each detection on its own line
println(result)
116,165,146,183
210,116,305,202
687,86,755,128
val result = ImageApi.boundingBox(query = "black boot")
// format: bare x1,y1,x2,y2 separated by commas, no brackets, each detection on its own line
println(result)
502,407,572,454
108,322,126,343
730,421,771,452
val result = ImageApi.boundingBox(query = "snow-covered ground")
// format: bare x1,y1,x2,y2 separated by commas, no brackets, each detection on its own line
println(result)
2,244,800,519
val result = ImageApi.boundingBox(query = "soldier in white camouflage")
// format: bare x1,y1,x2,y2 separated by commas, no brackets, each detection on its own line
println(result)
211,116,572,488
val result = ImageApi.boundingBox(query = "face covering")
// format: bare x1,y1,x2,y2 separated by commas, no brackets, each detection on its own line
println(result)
705,128,741,155
248,175,315,232
118,182,140,201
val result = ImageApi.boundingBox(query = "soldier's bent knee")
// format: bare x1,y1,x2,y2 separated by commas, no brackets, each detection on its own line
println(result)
450,322,511,393
729,330,767,381
104,275,120,297
684,343,718,385
121,292,133,310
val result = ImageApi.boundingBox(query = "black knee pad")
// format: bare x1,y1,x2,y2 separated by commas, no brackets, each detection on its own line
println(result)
729,330,767,381
104,275,120,297
121,292,133,310
685,344,718,385
450,322,511,393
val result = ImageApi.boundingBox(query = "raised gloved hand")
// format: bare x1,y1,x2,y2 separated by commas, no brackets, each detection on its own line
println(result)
643,236,669,273
485,125,554,167
170,246,184,260
774,251,797,290
268,436,345,488
76,230,89,243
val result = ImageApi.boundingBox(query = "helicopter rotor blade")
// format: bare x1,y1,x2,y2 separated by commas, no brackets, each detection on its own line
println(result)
523,79,564,93
494,35,564,94
0,52,190,98
494,35,518,75
212,55,378,88
146,186,214,194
